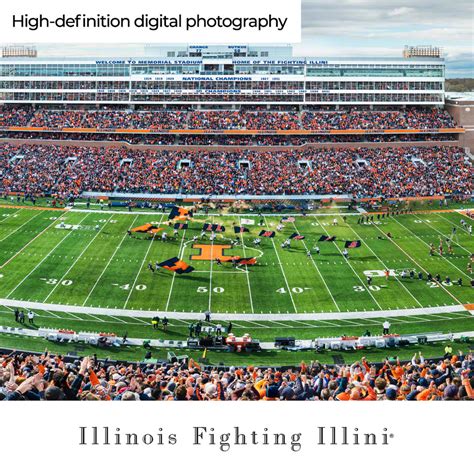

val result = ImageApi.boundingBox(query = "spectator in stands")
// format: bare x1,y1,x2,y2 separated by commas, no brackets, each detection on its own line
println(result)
0,350,472,401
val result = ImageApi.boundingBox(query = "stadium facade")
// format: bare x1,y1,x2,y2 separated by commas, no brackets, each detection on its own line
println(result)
0,44,445,105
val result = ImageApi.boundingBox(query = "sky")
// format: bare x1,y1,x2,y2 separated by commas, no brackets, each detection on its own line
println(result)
4,0,473,77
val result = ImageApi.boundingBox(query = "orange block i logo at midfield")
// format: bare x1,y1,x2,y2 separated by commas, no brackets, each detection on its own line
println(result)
190,244,237,261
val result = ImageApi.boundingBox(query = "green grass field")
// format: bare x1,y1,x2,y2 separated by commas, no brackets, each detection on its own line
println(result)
0,204,473,364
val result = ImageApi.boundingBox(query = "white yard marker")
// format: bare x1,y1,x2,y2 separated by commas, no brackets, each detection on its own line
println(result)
82,215,139,306
263,216,297,313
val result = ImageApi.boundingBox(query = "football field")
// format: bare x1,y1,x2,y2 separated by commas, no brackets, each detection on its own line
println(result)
0,206,473,313
0,204,473,362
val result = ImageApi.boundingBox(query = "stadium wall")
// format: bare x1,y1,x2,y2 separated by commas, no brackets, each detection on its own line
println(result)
445,99,474,149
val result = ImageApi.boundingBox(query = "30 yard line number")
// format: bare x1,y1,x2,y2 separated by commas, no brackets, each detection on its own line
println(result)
40,278,73,286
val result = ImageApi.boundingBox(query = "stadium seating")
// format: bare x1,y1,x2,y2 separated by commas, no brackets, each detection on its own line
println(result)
1,350,472,400
0,106,458,131
0,143,471,198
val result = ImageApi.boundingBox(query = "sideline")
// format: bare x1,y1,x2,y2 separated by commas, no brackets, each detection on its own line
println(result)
0,298,470,321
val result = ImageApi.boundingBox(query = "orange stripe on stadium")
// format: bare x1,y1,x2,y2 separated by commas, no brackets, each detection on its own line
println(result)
464,304,474,311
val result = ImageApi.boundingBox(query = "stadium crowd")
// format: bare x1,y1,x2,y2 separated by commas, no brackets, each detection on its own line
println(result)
0,351,472,401
301,109,456,130
0,131,458,145
0,106,457,131
0,144,471,198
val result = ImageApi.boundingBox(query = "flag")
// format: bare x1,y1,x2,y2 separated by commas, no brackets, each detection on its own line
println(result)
89,370,100,387
131,223,162,234
289,232,305,240
168,206,193,220
157,257,195,274
212,224,225,232
281,217,295,223
131,223,154,233
202,223,225,232
319,235,336,242
234,226,249,233
241,218,254,225
345,240,361,248
233,257,257,265
147,227,164,235
174,222,188,230
259,230,275,238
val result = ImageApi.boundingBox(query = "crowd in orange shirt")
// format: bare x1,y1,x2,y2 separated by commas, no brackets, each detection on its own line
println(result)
0,144,471,198
1,350,472,400
0,106,457,131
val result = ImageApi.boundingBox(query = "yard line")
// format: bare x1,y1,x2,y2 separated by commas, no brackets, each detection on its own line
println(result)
244,320,270,328
394,217,471,279
345,221,423,308
370,222,463,304
414,215,472,255
270,320,293,327
0,210,68,269
64,312,83,320
438,214,472,236
338,319,364,326
208,216,215,312
239,217,255,312
82,215,138,306
0,210,46,243
312,216,383,310
123,214,165,309
292,320,319,327
291,221,340,311
263,216,297,312
44,310,61,319
128,315,149,324
43,214,114,303
229,321,245,328
0,209,23,225
424,314,453,321
165,229,187,311
315,320,340,327
405,315,431,322
85,313,107,322
5,214,89,298
105,315,131,324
